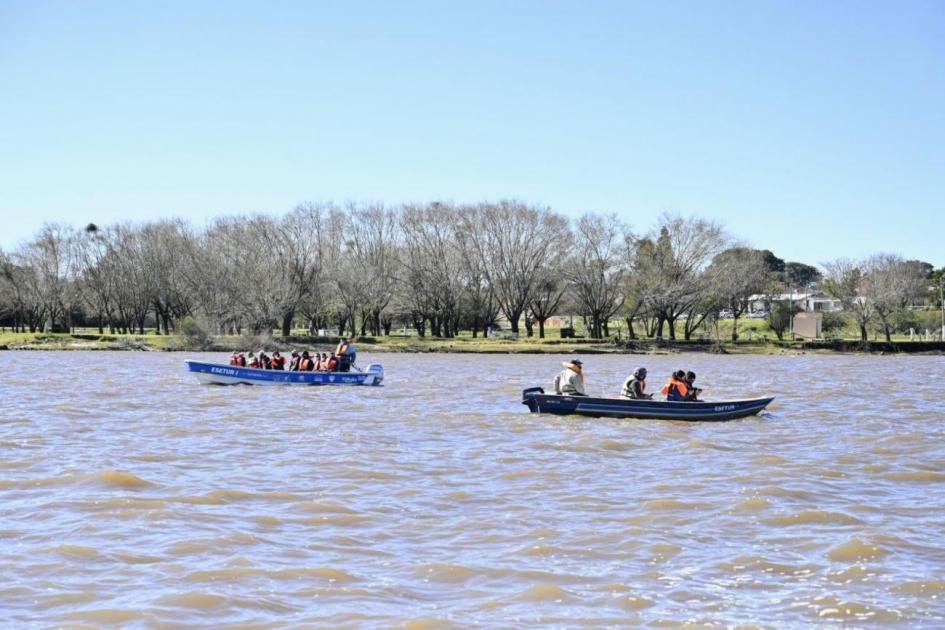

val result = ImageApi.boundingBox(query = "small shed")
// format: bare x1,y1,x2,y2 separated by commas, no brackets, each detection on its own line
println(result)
793,311,822,340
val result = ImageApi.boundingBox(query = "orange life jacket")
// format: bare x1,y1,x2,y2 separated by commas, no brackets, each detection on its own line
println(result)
326,355,338,371
661,378,689,397
272,357,285,370
230,356,239,366
300,358,312,371
335,341,348,356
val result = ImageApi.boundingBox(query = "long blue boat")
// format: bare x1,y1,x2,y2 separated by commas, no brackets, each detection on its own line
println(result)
185,360,384,386
522,387,773,421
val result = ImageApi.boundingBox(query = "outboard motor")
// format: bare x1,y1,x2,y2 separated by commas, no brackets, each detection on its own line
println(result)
366,363,384,385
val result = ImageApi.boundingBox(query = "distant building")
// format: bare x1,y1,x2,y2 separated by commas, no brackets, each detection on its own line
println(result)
748,291,843,314
793,312,823,340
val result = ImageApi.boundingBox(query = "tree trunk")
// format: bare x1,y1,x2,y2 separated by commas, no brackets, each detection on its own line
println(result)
860,323,868,341
625,316,636,340
538,319,545,339
731,315,740,342
507,311,521,334
281,310,294,337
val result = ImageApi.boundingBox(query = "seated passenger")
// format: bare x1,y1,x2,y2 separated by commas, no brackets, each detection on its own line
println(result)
684,371,702,401
229,351,240,366
259,352,271,369
288,351,300,371
271,351,286,371
553,359,587,396
299,351,314,371
621,367,653,400
313,352,323,371
661,370,690,401
237,352,246,367
246,352,260,369
325,353,339,372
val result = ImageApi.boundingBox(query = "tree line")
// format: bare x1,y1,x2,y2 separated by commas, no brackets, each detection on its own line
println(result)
0,201,940,343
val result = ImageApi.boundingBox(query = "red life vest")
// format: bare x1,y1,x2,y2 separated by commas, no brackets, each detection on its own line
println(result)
661,378,689,397
272,356,285,370
300,358,312,371
238,355,246,366
326,356,338,371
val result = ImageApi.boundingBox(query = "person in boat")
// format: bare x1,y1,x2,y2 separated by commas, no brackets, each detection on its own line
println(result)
554,359,587,396
621,367,653,400
229,351,240,366
661,370,690,401
345,339,357,371
299,351,314,371
237,352,246,367
313,352,323,371
271,351,286,371
259,352,272,369
325,353,340,372
246,352,260,369
684,371,702,401
288,351,301,371
335,337,353,372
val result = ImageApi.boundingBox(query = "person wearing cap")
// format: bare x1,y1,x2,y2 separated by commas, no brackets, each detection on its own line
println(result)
683,371,702,401
621,367,653,400
554,359,587,396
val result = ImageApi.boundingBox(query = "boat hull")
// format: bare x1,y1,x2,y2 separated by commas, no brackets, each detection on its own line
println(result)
522,387,773,421
186,360,384,386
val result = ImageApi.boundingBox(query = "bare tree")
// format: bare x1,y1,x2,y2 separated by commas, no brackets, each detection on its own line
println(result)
634,215,728,340
861,254,927,342
707,247,770,341
822,258,873,341
337,203,399,336
565,213,627,339
12,224,80,332
462,201,570,334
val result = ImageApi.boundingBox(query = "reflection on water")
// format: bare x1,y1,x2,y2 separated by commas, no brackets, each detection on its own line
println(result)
1,351,944,626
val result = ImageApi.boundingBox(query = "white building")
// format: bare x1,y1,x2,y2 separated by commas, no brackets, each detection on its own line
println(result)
747,291,843,314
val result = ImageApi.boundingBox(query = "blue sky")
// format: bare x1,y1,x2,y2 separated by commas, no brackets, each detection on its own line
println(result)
1,1,943,266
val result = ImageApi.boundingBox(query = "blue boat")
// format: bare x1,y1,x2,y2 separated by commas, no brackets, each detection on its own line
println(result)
522,387,773,421
185,360,384,386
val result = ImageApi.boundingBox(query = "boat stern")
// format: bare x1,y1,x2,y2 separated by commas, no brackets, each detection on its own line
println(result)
522,387,545,413
365,363,384,386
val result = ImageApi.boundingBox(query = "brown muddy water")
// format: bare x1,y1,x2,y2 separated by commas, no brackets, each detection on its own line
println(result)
1,351,943,627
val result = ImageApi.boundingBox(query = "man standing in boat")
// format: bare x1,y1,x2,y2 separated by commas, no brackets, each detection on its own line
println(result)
554,359,587,396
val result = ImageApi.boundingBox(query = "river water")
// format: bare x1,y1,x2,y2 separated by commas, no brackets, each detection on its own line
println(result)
1,350,943,627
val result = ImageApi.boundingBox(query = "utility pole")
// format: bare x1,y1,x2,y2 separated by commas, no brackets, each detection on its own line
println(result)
940,275,944,341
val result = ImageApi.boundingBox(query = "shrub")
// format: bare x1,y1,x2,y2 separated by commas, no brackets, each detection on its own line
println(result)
178,317,214,350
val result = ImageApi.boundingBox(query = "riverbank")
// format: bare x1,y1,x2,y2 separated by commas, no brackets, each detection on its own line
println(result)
3,331,943,355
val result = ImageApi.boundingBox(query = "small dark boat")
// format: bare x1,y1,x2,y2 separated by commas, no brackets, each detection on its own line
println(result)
522,387,773,421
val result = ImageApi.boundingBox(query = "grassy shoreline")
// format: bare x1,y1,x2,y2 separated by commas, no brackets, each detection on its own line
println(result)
2,331,943,355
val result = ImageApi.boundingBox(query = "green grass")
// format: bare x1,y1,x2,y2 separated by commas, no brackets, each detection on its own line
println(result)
2,315,943,354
